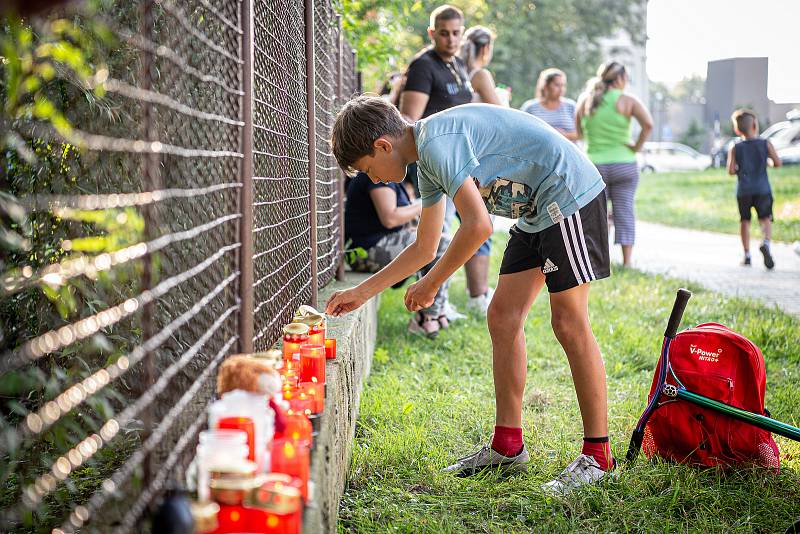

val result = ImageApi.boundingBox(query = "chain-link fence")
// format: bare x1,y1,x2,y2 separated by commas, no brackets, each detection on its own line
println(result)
0,0,357,531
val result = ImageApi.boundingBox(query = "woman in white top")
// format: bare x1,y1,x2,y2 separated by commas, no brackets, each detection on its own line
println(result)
520,68,578,141
459,26,506,106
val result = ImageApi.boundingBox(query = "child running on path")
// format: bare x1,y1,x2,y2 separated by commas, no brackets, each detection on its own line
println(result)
326,96,614,492
728,109,782,269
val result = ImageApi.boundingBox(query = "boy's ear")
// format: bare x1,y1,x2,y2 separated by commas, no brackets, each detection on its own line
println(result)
373,137,393,153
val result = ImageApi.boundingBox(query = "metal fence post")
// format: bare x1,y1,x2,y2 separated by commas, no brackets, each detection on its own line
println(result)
335,15,345,282
305,0,318,307
239,0,255,353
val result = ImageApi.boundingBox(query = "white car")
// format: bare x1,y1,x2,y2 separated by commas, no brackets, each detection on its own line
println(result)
638,142,712,173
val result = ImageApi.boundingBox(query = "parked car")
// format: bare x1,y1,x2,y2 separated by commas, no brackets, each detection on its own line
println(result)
638,142,712,173
777,141,800,166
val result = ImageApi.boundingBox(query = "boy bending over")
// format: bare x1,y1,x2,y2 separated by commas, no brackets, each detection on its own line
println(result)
326,96,614,492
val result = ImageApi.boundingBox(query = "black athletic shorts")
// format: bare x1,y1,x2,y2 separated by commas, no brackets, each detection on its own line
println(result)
499,191,610,293
737,193,773,221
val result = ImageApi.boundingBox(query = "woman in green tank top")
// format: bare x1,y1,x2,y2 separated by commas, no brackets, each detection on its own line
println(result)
576,61,653,266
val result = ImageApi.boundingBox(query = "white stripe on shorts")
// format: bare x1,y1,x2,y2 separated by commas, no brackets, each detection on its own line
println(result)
567,215,591,281
574,210,596,280
559,216,584,285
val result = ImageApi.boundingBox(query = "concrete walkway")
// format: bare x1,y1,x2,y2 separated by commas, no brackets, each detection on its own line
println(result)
610,222,800,316
492,218,800,316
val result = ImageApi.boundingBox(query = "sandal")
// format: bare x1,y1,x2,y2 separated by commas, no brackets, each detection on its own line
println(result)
407,311,440,339
437,315,449,329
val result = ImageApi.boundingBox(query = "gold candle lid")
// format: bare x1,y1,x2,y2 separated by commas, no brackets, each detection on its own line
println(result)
295,304,323,318
244,474,303,513
292,314,324,327
190,500,220,533
209,472,265,491
283,322,309,336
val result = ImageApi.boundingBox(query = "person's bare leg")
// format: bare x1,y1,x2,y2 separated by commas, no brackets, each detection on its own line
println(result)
549,283,607,438
759,217,772,242
740,220,750,254
621,244,633,267
487,268,545,427
465,254,490,297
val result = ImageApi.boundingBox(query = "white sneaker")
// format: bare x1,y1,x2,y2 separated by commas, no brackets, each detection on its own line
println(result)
466,287,494,315
443,302,467,322
541,454,616,495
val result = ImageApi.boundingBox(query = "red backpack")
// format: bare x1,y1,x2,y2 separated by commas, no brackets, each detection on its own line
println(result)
642,322,780,469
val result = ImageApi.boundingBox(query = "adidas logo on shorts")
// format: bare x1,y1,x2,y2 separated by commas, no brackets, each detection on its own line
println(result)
542,258,559,274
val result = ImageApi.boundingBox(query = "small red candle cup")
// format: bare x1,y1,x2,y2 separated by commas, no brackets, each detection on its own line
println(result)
282,323,309,363
275,411,313,447
245,473,303,534
286,391,314,416
299,344,325,384
270,438,310,502
211,505,248,533
324,338,336,359
217,416,256,462
298,381,324,414
293,314,325,346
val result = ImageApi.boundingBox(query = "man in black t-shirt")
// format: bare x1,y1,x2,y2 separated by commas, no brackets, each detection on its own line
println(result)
399,5,473,121
400,5,493,314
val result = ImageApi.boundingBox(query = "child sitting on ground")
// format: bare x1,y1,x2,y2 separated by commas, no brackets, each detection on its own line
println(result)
727,109,782,269
326,96,613,493
345,171,453,338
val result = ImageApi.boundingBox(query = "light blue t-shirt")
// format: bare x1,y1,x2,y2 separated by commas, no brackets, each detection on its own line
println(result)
414,103,605,234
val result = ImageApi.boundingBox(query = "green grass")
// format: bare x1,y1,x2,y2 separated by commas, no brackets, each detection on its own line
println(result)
636,166,800,242
339,238,800,533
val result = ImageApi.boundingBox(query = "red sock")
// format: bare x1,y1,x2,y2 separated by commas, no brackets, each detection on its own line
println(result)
490,426,523,457
582,436,613,471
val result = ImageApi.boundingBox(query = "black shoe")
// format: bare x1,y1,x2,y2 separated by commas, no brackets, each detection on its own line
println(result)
759,244,775,270
742,255,751,266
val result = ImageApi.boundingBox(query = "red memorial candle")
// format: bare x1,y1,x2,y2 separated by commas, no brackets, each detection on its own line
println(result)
324,338,336,360
277,412,313,447
307,323,324,347
298,381,324,414
270,438,310,502
282,323,309,363
299,344,325,384
244,474,304,534
217,417,256,462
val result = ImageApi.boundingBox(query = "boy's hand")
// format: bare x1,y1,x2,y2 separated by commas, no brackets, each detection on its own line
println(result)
404,277,438,312
326,287,369,317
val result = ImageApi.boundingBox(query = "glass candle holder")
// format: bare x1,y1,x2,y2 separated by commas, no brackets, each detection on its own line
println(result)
299,344,325,384
282,323,309,363
286,392,314,417
277,412,313,448
270,438,310,502
307,323,324,347
217,417,256,462
244,474,303,534
298,381,324,414
324,338,336,359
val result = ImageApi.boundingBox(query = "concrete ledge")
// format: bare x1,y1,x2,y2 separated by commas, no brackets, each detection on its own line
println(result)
302,272,378,533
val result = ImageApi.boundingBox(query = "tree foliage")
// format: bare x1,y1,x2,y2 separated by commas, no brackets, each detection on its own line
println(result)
339,0,646,107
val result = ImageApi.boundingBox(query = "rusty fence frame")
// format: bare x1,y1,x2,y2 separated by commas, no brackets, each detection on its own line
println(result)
0,0,359,530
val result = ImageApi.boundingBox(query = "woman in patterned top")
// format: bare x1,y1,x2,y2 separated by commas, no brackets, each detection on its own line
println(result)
520,68,578,141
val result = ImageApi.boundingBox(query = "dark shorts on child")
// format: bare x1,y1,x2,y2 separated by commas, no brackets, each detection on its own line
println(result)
737,193,773,221
500,191,610,293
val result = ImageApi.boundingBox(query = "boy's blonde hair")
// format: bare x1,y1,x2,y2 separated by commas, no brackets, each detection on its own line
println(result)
331,95,407,176
731,108,757,135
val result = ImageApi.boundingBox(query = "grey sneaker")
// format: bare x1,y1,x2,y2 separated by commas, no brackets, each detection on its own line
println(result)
442,444,529,477
541,454,616,495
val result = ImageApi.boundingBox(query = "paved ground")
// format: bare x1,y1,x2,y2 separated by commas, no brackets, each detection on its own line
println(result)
492,218,800,316
608,221,800,316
